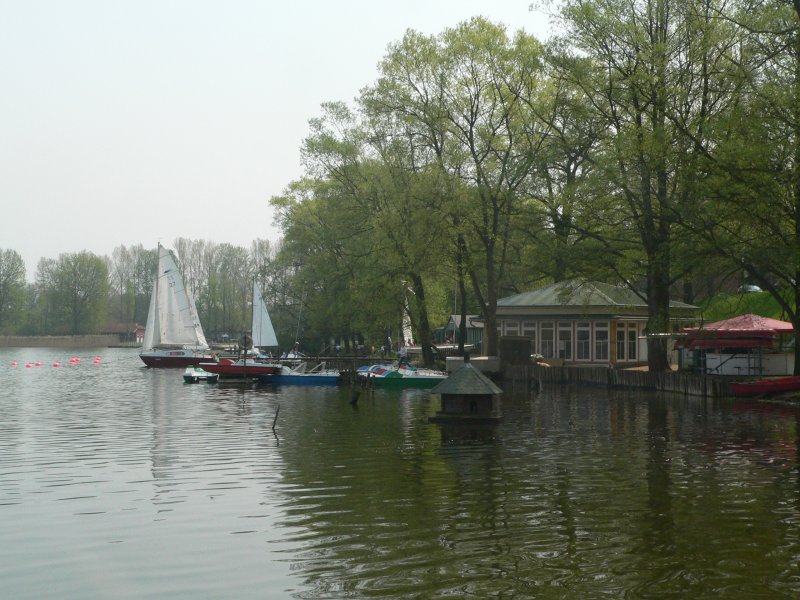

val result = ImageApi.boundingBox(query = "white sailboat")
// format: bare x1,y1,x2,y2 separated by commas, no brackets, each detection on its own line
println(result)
139,244,212,367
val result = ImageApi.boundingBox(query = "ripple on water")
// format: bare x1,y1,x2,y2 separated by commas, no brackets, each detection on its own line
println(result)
2,350,800,598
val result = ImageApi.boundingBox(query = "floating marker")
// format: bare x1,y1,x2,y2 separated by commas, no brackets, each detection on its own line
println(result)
53,362,60,367
11,361,17,366
35,362,42,367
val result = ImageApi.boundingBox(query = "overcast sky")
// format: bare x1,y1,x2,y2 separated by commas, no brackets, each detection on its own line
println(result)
0,1,551,280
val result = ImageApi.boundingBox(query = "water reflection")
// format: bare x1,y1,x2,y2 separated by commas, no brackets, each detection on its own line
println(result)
269,386,800,598
2,349,800,598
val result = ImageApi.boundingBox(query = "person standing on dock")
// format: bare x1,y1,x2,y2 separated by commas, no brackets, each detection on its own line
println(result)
398,341,408,366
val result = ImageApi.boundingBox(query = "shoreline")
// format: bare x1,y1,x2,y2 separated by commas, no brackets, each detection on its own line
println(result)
0,335,131,348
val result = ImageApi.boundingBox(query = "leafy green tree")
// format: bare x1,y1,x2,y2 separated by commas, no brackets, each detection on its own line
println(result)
0,249,26,334
684,0,800,370
49,251,109,334
551,0,739,370
365,18,548,356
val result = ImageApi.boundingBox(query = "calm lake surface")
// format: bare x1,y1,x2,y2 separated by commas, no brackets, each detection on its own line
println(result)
2,347,800,599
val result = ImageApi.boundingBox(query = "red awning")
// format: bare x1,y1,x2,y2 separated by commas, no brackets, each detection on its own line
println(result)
701,313,794,334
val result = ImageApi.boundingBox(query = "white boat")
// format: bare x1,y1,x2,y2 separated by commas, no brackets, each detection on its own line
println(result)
259,361,340,386
183,367,219,384
200,280,281,379
139,244,213,368
356,363,447,388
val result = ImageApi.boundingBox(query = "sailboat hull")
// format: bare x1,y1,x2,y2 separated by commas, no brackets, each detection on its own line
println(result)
140,349,214,368
199,359,281,379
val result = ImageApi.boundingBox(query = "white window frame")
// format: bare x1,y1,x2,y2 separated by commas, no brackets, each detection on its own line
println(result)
594,322,610,361
558,322,573,360
522,321,536,355
616,326,627,361
627,325,638,361
540,322,555,358
504,320,520,337
576,321,591,361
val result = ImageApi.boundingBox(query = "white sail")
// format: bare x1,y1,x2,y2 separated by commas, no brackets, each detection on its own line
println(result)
402,284,414,344
252,280,278,348
141,278,159,351
402,308,413,345
142,245,209,351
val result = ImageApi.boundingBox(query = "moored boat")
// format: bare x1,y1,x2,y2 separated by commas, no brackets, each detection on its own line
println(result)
357,363,447,389
259,362,340,386
140,244,214,368
729,376,800,397
199,280,282,379
199,358,281,379
183,367,219,384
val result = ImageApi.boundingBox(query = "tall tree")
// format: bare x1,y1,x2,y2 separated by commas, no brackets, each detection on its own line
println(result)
367,18,547,356
0,249,26,334
689,0,800,370
552,0,738,370
50,251,109,334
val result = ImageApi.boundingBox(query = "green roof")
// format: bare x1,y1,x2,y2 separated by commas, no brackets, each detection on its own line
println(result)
497,279,697,311
429,361,503,396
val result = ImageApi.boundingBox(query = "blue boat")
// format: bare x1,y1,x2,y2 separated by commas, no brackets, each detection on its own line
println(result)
259,362,340,386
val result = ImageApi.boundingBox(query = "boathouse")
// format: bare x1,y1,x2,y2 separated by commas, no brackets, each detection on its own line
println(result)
429,355,503,423
432,314,483,351
676,313,795,376
495,279,699,368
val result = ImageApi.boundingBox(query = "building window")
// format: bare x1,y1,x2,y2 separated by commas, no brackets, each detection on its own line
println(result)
504,320,520,336
540,322,554,358
595,322,609,361
616,327,626,361
628,326,638,360
522,321,536,354
558,322,572,360
615,322,640,362
576,322,591,360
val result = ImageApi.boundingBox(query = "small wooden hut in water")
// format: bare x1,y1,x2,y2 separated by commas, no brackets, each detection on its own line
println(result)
428,355,503,423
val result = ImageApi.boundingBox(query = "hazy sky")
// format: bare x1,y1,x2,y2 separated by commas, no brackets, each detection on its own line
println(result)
1,1,551,279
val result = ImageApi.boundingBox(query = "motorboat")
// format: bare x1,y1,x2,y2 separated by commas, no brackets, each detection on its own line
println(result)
183,367,219,384
357,363,447,388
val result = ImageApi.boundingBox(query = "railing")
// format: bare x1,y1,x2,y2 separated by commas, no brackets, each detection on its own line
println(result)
503,364,734,398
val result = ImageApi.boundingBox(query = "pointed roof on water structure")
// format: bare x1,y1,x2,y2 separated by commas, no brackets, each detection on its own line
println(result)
677,313,794,350
430,356,503,396
699,313,794,334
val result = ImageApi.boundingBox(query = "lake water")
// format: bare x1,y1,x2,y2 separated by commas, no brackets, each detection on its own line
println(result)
2,347,800,598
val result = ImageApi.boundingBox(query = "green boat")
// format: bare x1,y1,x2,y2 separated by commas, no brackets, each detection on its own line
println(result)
357,364,447,389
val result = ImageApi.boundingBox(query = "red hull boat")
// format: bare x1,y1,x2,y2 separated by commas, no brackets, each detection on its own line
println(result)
140,349,215,368
729,376,800,397
199,359,281,379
